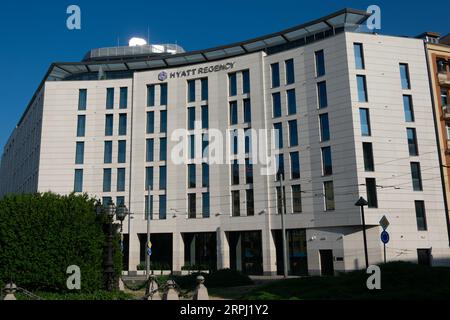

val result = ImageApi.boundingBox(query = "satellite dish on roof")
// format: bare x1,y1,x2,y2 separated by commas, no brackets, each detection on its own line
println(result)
129,37,147,47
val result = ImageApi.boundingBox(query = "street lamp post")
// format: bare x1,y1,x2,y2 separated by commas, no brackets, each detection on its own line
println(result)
355,196,369,269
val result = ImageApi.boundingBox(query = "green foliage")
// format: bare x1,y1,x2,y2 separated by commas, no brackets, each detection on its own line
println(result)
16,290,132,300
0,193,122,293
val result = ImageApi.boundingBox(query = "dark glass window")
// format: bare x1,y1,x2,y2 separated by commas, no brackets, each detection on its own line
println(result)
75,142,84,164
271,63,280,88
321,147,333,176
119,87,128,109
188,164,196,188
245,129,251,154
201,78,208,101
147,85,155,107
403,95,415,122
319,113,330,141
104,141,112,164
103,168,111,192
272,92,282,117
159,166,167,190
315,50,325,77
159,195,166,220
118,113,127,135
117,168,126,192
363,142,375,172
146,111,154,134
77,115,86,137
273,123,283,149
245,158,253,184
146,138,154,162
118,140,126,163
242,69,250,94
415,201,428,231
366,178,378,208
243,99,251,123
74,169,83,192
159,138,167,161
189,135,195,159
106,88,114,109
202,163,209,187
188,80,196,102
201,105,208,129
202,192,210,218
288,120,298,147
188,194,196,219
290,151,300,179
232,160,239,185
292,185,302,213
246,189,254,216
411,162,423,191
230,101,238,125
78,89,87,110
400,63,411,89
407,128,419,156
354,43,365,69
160,110,167,133
232,190,240,217
357,75,368,102
145,167,153,190
285,59,295,85
276,154,285,180
160,83,168,105
105,114,113,136
144,195,153,220
287,89,297,115
317,81,328,108
229,73,237,96
188,107,196,130
359,108,371,136
324,181,334,211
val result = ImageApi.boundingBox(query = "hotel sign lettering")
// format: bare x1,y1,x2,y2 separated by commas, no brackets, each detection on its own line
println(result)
158,62,235,81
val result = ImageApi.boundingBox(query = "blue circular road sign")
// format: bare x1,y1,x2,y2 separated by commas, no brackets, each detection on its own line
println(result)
381,230,390,244
147,248,152,256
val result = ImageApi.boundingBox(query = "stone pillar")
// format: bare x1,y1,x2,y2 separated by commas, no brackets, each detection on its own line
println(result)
173,232,185,274
128,232,140,272
2,283,17,300
262,228,277,276
216,228,230,270
163,280,179,300
147,275,161,300
193,276,209,300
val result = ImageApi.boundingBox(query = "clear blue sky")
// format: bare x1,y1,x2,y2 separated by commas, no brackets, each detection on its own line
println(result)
0,0,449,151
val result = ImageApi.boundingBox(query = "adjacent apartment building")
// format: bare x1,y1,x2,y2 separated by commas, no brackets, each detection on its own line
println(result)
1,8,450,275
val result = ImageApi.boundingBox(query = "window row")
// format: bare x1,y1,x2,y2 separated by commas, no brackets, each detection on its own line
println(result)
271,58,295,88
230,99,252,125
144,166,167,190
272,89,297,117
187,78,208,102
102,168,127,192
146,111,167,134
147,83,168,107
229,69,250,96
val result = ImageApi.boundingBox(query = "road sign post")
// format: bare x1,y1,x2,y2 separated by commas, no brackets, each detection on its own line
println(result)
379,215,390,264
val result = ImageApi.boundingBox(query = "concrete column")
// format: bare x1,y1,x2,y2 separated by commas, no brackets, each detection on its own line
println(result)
216,228,230,270
262,228,277,276
173,232,185,273
128,232,140,271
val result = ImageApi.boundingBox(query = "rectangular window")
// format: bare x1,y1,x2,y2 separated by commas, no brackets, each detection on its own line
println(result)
288,120,298,147
102,197,112,207
188,193,196,219
245,129,251,154
359,108,371,136
441,89,448,107
243,99,251,123
317,81,328,108
159,166,166,190
319,113,330,141
201,78,208,101
117,168,125,192
245,158,253,184
147,85,155,107
315,50,325,77
145,195,153,220
188,164,196,188
188,79,196,102
229,101,238,125
246,189,254,216
231,131,238,155
201,105,208,129
106,88,114,109
411,162,423,191
116,196,125,206
403,95,415,122
118,140,126,163
160,110,167,133
415,201,428,231
146,139,154,162
292,185,302,213
321,147,333,176
287,89,297,115
75,142,84,164
118,113,127,135
146,111,154,134
78,89,87,110
77,115,86,137
324,181,335,211
105,114,113,136
229,73,237,96
242,69,250,94
354,43,365,69
357,75,368,102
188,107,195,130
119,87,128,109
159,195,166,220
202,163,209,188
400,63,411,90
202,192,210,218
366,178,378,208
189,135,195,159
276,154,285,180
160,83,168,105
276,186,282,214
232,160,239,185
103,168,111,192
272,92,282,117
145,167,153,190
273,123,283,149
363,142,375,172
271,63,280,88
104,141,112,164
202,133,209,157
74,169,83,192
232,190,240,217
285,59,295,85
290,151,300,179
159,138,167,161
407,128,419,156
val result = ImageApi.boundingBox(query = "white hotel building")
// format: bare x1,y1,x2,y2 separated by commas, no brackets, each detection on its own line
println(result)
1,8,450,275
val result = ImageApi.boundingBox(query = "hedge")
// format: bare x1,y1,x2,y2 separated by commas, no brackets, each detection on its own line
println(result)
0,193,122,292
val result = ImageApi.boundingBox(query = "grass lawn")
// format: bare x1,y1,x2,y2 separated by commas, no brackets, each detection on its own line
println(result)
228,262,450,300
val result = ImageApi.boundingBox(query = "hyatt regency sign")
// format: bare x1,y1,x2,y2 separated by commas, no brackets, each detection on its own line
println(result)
158,62,235,81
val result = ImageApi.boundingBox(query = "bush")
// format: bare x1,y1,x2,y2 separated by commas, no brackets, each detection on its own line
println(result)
0,193,122,292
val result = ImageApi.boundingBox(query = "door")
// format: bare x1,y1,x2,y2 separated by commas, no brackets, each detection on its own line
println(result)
417,249,431,266
319,250,334,276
